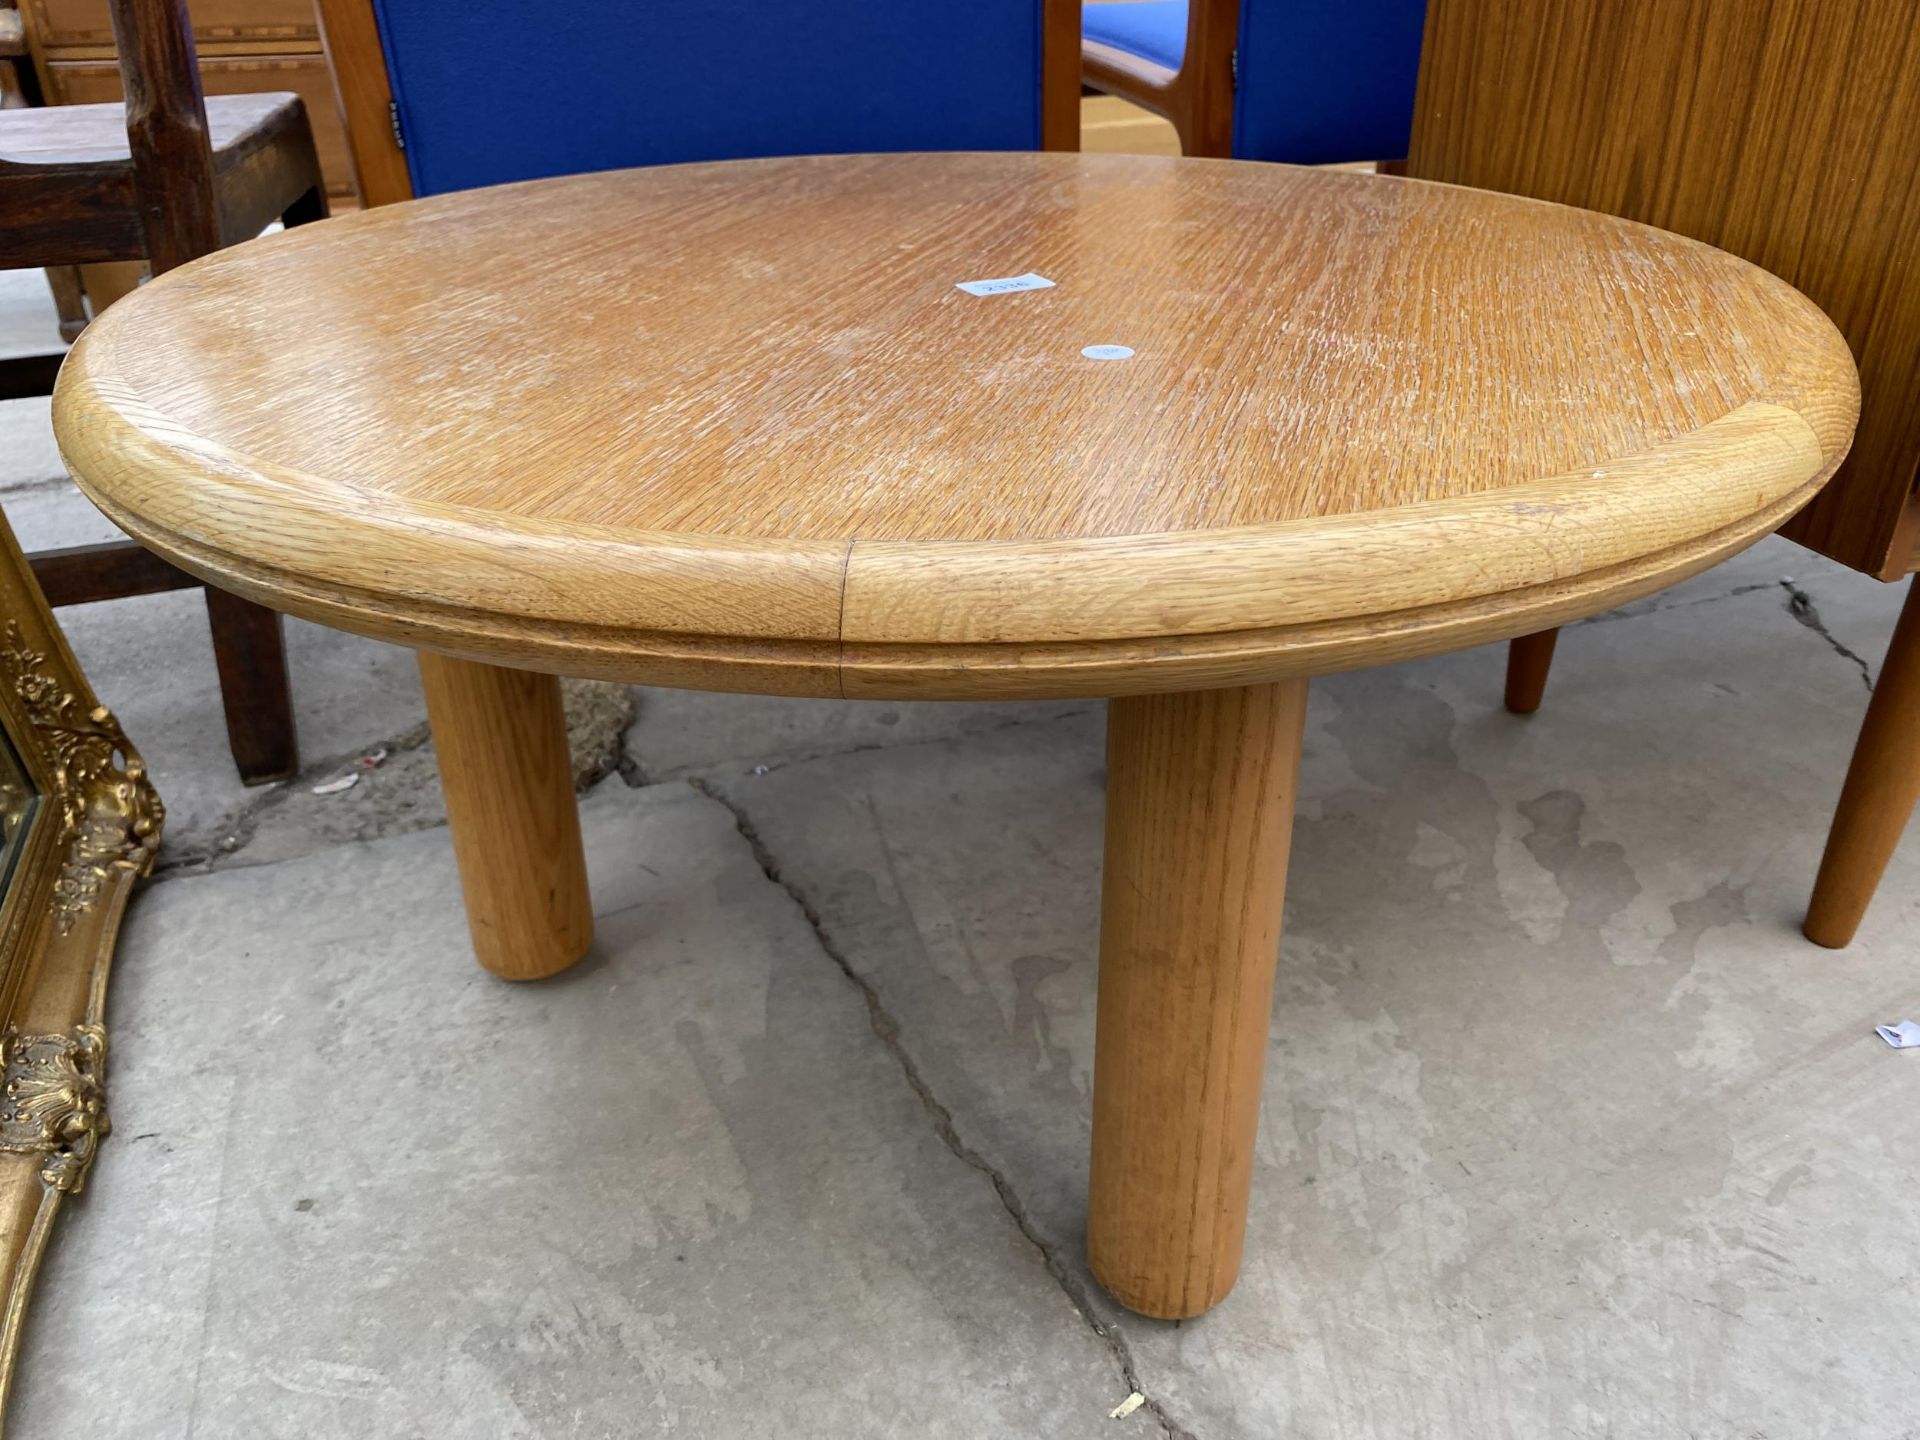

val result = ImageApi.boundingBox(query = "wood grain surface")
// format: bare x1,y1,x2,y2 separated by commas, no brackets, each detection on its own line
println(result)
416,653,593,980
311,0,408,205
0,90,312,267
1503,627,1558,715
0,85,283,161
1088,679,1307,1318
52,152,1860,699
1407,0,1920,579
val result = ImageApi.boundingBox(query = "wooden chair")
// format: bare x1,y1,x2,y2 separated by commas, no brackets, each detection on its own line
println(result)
1406,0,1920,946
1081,0,1427,159
0,7,24,104
319,0,1077,208
2,7,89,343
0,0,328,784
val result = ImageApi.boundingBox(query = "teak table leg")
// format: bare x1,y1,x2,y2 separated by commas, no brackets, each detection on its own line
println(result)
1505,627,1560,715
1805,578,1920,949
418,653,593,980
1088,679,1308,1319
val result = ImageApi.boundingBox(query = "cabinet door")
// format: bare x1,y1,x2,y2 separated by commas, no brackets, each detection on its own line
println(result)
22,0,316,49
45,55,355,199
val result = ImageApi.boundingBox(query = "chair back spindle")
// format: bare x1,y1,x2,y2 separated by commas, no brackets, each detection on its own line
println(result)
104,0,218,274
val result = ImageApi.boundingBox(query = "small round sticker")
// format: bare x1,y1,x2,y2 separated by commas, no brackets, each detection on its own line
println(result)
1081,344,1135,361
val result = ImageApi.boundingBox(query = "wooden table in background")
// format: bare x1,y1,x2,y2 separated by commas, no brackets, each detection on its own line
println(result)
50,153,1859,1320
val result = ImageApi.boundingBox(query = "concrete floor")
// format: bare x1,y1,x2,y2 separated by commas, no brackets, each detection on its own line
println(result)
4,263,1920,1438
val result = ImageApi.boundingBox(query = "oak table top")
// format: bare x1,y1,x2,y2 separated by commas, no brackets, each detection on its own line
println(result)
53,152,1859,700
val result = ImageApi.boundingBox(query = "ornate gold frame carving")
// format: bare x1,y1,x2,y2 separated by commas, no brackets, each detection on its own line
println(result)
0,514,162,1426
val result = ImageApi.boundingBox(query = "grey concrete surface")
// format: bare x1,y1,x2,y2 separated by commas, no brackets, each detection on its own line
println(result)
12,786,1140,1440
0,272,67,490
4,262,1920,1437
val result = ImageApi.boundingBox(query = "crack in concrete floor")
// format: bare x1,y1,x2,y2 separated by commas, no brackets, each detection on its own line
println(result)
0,473,73,498
688,773,1193,1440
1572,578,1783,627
1779,579,1877,691
663,701,1102,784
169,692,1096,877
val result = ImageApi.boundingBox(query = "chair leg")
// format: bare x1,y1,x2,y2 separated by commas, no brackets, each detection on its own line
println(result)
1505,628,1560,714
281,183,329,229
1805,578,1920,948
44,267,90,344
204,587,298,785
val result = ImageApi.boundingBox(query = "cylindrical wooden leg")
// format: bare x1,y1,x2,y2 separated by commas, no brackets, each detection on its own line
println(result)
1505,627,1560,715
418,653,593,980
1088,679,1308,1319
1805,579,1920,949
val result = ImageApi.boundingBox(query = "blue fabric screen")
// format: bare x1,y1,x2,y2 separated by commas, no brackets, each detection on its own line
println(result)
1232,0,1426,164
369,1,1051,197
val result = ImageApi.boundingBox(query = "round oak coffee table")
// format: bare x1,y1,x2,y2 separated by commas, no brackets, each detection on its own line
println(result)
52,153,1858,1320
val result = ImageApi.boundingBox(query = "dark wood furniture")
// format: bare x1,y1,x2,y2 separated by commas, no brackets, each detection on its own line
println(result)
15,0,357,319
17,0,354,202
3,5,90,342
1405,0,1920,946
0,8,29,105
0,0,328,782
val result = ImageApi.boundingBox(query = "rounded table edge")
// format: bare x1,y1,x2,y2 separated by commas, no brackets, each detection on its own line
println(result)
53,295,1857,698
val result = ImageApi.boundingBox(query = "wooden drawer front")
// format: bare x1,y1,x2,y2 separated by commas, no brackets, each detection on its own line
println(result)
46,55,355,198
25,0,315,50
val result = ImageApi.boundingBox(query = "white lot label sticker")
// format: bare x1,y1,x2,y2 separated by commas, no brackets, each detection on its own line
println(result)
1082,344,1134,361
1876,1020,1920,1048
955,272,1055,296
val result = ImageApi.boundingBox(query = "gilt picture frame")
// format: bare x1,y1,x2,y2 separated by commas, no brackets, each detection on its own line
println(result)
0,507,161,1426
